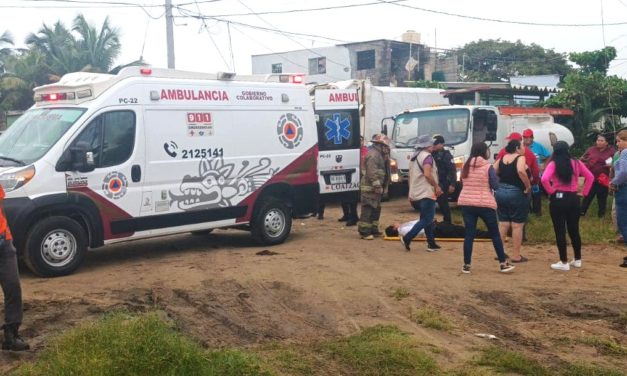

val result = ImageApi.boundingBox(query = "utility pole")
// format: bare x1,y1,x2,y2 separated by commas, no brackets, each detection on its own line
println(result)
165,0,175,68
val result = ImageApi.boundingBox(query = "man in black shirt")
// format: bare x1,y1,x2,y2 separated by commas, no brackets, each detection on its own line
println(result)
431,135,456,223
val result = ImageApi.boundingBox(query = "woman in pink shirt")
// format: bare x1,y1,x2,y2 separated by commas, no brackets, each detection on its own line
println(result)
541,141,594,271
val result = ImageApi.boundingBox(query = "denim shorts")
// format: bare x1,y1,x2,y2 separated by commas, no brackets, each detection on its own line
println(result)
495,183,529,223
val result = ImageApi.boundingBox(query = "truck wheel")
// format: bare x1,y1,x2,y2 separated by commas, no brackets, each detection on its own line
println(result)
251,198,292,245
23,216,88,277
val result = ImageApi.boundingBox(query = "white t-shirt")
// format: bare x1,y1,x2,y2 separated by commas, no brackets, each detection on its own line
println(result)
398,220,425,237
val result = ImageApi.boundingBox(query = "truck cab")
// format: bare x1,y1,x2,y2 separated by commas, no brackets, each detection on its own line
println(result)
387,106,501,184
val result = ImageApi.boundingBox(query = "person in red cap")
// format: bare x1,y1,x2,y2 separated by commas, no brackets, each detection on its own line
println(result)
497,132,540,186
522,128,551,216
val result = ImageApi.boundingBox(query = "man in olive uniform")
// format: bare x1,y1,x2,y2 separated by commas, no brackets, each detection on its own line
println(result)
358,134,390,240
0,185,29,351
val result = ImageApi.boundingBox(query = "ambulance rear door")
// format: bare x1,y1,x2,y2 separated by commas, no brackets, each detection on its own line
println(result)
315,89,360,201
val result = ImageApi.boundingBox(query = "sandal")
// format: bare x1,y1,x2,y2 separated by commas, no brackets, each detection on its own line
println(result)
510,256,528,263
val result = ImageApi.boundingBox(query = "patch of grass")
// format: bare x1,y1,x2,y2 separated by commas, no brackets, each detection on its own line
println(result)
561,363,625,376
321,325,439,376
450,199,617,244
577,336,627,356
15,312,269,376
527,199,616,243
256,347,316,376
617,312,627,326
443,366,497,376
410,306,454,332
391,287,411,300
475,346,550,376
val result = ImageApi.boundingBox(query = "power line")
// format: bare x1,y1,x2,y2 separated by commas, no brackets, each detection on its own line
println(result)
376,0,627,27
204,0,409,18
232,0,348,69
190,0,231,70
175,7,347,43
1,0,165,19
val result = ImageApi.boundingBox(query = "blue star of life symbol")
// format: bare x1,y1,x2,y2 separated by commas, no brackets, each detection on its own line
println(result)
324,113,351,145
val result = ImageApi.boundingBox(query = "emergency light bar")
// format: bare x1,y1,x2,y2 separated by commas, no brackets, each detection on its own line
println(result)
34,89,92,103
278,74,304,84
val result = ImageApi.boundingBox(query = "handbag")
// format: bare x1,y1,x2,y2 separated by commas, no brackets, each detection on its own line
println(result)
597,173,610,187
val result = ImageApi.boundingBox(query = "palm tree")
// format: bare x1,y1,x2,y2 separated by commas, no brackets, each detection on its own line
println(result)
26,14,122,77
72,14,121,73
0,30,15,73
0,49,49,111
26,21,80,76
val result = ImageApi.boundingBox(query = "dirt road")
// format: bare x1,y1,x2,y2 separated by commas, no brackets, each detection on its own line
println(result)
3,197,626,373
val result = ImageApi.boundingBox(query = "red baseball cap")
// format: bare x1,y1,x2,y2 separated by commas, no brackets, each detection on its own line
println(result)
506,132,522,141
522,129,534,138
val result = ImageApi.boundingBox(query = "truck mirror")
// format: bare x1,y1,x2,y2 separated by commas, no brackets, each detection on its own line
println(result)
381,116,394,136
70,141,96,173
485,113,498,141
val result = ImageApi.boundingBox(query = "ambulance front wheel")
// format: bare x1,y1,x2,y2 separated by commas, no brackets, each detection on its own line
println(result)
23,216,88,277
252,198,292,245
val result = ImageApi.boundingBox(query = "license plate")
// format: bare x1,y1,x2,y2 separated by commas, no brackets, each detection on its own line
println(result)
330,174,346,184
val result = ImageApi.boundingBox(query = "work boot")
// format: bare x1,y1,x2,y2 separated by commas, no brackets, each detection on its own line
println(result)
2,324,30,351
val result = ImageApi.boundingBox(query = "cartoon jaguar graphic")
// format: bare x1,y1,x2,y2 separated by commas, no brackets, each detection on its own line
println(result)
169,157,276,211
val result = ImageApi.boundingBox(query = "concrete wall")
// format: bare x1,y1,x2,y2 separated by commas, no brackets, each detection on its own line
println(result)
251,46,351,84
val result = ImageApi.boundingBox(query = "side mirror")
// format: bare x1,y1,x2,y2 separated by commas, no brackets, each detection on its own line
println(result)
485,113,498,142
380,116,394,136
70,141,96,173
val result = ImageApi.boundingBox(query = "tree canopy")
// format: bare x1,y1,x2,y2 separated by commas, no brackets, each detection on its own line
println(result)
1,14,131,111
456,39,572,82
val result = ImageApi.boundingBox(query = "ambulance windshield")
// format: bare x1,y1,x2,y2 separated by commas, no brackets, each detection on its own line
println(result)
391,108,469,148
0,108,85,166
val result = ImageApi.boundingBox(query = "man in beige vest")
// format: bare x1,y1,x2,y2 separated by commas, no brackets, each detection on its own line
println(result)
400,135,443,251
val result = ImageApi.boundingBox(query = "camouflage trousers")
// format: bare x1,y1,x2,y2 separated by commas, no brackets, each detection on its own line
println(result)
358,193,382,236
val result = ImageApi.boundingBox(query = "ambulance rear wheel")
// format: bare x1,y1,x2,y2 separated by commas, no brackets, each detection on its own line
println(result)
24,216,88,277
252,198,292,245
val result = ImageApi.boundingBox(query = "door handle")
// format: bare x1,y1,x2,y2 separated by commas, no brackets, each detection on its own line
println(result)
131,165,141,182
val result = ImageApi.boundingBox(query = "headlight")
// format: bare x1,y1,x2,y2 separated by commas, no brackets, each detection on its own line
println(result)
0,165,36,192
389,159,399,182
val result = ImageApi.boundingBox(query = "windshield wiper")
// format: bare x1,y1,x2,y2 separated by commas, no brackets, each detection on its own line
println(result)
0,156,26,166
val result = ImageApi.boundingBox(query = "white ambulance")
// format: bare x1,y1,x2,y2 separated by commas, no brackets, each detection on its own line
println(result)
0,67,318,277
314,89,361,204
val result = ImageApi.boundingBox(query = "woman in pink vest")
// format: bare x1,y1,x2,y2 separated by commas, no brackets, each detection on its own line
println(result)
458,142,515,274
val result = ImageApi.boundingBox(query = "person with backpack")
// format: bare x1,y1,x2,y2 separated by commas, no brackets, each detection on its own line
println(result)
400,135,442,252
458,142,515,274
541,141,594,271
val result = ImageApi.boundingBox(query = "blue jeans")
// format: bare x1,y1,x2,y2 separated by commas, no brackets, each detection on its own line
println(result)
461,206,507,265
404,198,436,243
615,186,627,245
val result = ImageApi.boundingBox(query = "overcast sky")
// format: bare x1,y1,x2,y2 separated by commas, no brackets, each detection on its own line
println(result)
2,0,627,79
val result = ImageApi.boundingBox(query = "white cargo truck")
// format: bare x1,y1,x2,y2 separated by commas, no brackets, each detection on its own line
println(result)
0,67,319,277
382,105,574,184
